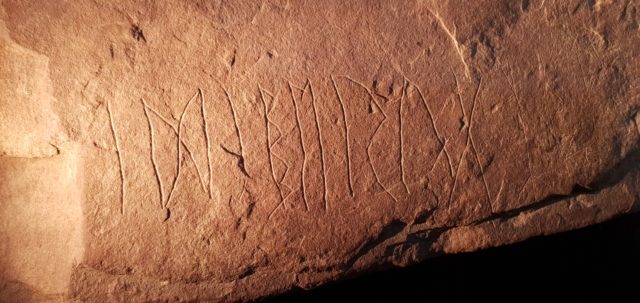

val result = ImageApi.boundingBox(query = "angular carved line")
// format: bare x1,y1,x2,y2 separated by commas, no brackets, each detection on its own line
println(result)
183,91,210,196
288,81,310,212
343,76,398,202
166,92,198,208
184,142,208,193
448,139,467,206
259,85,285,207
106,100,126,215
270,124,285,149
220,145,250,178
467,77,493,211
140,104,176,129
272,125,297,149
370,98,400,202
443,139,455,176
308,81,329,210
222,86,251,178
414,76,455,177
502,67,533,151
272,151,293,202
270,125,283,148
268,153,295,219
262,89,294,211
448,77,472,207
448,78,490,207
330,75,355,197
268,202,284,220
140,102,209,203
199,89,214,199
272,152,291,184
502,67,533,205
141,99,164,209
494,178,505,206
428,142,445,175
399,78,410,194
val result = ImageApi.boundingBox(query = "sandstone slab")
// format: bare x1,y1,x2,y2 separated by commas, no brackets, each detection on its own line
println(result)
1,0,639,302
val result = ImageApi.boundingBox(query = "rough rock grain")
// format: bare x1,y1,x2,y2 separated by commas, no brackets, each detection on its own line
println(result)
1,0,639,302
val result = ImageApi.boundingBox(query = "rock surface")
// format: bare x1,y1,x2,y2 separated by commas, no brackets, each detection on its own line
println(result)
1,0,639,302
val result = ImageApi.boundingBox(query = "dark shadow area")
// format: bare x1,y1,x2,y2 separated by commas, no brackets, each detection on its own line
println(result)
265,212,640,302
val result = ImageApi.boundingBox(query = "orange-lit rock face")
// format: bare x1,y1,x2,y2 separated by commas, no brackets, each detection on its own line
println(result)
1,0,639,302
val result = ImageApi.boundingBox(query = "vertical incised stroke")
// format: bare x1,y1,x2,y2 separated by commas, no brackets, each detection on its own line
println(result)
222,86,251,178
166,92,198,208
399,78,410,194
106,100,126,215
308,82,329,210
289,81,310,211
259,86,286,208
330,75,355,197
343,76,398,202
199,89,214,199
141,99,164,209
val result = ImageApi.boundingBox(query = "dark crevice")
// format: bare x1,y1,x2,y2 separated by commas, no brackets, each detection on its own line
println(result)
331,148,640,284
220,145,251,178
384,227,448,262
342,220,407,269
163,208,171,222
130,24,147,43
230,49,236,67
334,149,640,281
267,212,640,302
238,267,255,280
413,208,436,225
478,183,593,225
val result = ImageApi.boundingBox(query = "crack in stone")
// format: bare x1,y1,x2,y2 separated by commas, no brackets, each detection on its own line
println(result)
337,147,640,274
474,148,640,225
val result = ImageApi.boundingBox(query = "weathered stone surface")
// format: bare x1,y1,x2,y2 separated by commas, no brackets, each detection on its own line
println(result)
1,0,639,302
